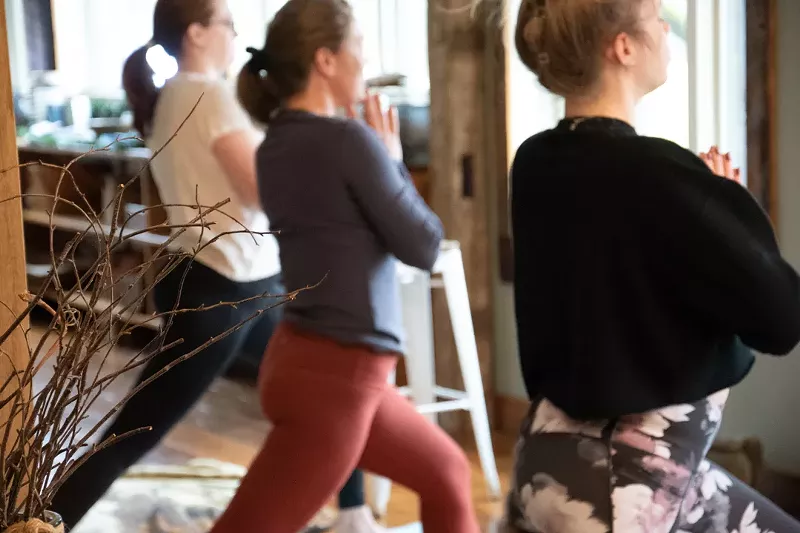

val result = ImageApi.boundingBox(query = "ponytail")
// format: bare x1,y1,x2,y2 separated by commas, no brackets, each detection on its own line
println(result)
122,44,159,137
237,56,282,126
238,0,355,125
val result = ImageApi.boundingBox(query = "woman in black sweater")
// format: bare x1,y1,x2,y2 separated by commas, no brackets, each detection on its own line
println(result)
505,0,800,531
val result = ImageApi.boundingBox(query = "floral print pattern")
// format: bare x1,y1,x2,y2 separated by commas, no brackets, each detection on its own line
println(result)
505,393,800,532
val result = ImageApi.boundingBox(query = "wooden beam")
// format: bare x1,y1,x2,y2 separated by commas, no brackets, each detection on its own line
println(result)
0,0,31,465
491,4,513,284
428,0,503,435
746,0,778,221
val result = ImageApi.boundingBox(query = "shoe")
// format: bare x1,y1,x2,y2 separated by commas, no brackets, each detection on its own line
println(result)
332,505,387,533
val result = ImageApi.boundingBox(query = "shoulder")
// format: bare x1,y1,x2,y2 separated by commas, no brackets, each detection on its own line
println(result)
194,79,241,115
514,129,708,171
625,136,732,197
337,117,384,150
508,129,562,187
272,113,378,151
512,129,559,162
161,75,229,107
628,136,709,170
326,118,391,170
624,138,771,236
173,77,253,142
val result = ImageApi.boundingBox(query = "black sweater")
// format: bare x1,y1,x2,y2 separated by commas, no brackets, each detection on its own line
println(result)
511,117,800,420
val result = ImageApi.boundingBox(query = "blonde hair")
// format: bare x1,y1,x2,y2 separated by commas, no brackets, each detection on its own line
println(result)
515,0,648,97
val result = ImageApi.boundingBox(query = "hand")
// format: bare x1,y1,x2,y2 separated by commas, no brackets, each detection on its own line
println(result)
699,145,741,183
346,92,403,162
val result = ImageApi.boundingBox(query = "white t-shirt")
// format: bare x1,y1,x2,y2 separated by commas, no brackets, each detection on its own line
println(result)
147,72,280,282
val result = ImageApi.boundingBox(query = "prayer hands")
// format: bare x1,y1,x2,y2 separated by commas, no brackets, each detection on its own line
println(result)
699,146,741,183
347,92,403,162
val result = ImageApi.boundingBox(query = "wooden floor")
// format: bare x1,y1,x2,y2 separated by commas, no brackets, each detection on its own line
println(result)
34,331,511,531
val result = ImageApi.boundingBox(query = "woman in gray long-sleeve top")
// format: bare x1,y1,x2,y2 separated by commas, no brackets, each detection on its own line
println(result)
207,1,480,533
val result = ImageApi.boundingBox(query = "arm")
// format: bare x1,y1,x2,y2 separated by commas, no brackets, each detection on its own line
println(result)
211,129,262,208
660,155,800,355
340,120,443,271
199,82,264,208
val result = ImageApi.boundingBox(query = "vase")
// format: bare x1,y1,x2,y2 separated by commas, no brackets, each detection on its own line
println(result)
3,511,64,533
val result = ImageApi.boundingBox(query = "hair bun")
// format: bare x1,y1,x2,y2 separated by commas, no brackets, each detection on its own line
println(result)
514,0,648,98
246,46,270,76
523,16,544,49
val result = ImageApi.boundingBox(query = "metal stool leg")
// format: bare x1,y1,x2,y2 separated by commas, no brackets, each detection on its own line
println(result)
439,249,501,498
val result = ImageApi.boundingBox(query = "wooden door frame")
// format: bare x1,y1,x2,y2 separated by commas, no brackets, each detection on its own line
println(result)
746,0,778,221
0,0,31,485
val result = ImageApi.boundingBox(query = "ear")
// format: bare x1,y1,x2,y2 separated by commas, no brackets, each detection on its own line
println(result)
608,32,637,67
313,47,337,78
185,21,208,48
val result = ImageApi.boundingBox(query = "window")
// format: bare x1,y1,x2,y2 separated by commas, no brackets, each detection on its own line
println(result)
636,0,689,147
371,0,430,96
5,0,30,91
505,0,747,180
46,0,429,99
349,0,384,81
51,0,157,96
228,0,270,75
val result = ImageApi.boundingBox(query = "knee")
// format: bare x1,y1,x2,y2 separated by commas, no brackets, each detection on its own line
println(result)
429,444,473,501
448,446,473,481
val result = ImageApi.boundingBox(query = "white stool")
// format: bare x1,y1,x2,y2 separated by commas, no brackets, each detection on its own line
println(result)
368,240,502,517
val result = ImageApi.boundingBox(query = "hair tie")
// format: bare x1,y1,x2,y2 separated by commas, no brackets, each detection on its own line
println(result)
246,46,270,76
537,52,550,65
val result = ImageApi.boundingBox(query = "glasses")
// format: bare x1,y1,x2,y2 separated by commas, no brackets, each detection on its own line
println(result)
210,17,237,35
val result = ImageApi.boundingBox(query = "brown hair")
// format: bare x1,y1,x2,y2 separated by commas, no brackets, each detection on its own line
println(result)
237,0,354,125
122,0,215,136
515,0,648,97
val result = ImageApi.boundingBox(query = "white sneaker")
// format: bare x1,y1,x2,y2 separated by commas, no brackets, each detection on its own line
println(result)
300,506,337,532
332,505,388,533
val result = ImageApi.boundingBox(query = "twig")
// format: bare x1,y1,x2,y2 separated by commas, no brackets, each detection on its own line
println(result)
0,96,308,526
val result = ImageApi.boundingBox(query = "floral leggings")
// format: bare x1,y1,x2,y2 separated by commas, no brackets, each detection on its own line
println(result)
504,390,800,533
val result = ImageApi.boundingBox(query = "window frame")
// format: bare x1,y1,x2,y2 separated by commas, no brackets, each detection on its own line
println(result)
687,0,748,180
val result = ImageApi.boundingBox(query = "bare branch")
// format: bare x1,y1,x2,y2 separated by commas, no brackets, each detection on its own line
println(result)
0,95,307,527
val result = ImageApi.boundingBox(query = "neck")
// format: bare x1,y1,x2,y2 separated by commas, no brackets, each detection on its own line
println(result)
285,80,338,117
178,54,219,78
564,81,639,125
564,98,636,125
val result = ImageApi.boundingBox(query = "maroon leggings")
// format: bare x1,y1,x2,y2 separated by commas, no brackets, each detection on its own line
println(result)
210,323,480,533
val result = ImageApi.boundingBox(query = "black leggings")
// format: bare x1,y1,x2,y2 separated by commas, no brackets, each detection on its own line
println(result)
51,260,366,528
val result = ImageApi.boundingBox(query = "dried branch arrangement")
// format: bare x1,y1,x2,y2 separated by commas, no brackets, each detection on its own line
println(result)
0,109,296,530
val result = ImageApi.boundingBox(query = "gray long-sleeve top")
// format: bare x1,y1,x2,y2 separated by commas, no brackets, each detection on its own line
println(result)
257,109,444,354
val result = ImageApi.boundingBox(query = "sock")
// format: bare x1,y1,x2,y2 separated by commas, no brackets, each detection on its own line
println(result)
333,505,387,533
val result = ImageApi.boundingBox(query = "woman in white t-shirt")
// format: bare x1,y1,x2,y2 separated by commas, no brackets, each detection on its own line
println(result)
50,1,373,531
